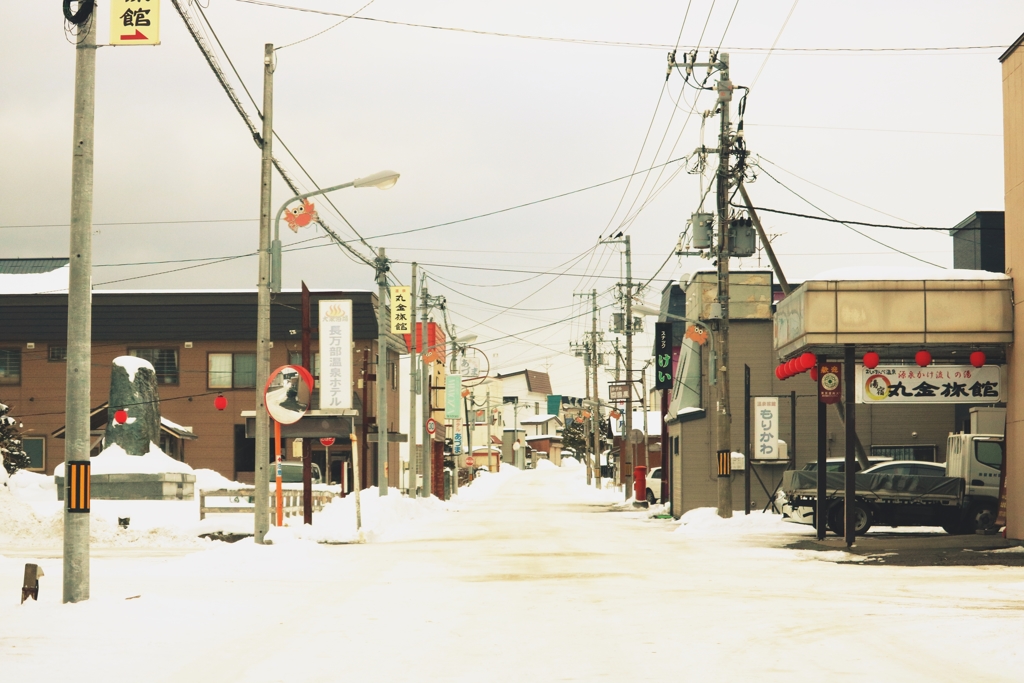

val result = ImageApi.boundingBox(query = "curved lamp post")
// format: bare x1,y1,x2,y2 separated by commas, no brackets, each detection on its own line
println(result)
270,170,400,292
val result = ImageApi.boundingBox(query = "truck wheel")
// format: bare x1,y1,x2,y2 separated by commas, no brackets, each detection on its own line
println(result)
826,505,844,535
826,503,872,536
646,489,657,505
965,504,997,534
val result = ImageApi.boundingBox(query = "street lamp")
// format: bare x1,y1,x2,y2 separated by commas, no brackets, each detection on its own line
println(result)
270,170,400,292
633,303,717,385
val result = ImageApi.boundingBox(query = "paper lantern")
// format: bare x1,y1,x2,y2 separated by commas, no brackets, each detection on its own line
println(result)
214,395,228,411
862,351,880,370
810,366,818,382
787,359,798,376
915,350,931,367
800,352,816,371
970,351,986,368
114,409,128,424
775,365,784,380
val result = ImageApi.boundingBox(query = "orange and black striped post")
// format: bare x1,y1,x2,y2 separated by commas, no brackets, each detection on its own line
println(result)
66,462,91,513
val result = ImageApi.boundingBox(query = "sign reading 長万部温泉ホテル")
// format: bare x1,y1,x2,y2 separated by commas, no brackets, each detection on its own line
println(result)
390,286,411,334
753,396,779,460
856,365,1003,404
110,0,161,45
318,300,352,413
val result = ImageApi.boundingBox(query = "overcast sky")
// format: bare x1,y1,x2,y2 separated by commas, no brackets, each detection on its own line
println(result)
2,1,1022,396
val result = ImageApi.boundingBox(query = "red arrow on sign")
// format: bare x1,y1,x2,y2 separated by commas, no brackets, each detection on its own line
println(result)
120,30,149,40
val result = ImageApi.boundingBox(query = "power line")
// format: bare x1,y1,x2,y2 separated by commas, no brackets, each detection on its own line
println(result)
0,218,256,230
275,0,376,50
749,0,799,89
747,122,1001,137
728,203,956,231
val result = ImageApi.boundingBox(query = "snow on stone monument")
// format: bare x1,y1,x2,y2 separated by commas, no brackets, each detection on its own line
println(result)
105,356,161,455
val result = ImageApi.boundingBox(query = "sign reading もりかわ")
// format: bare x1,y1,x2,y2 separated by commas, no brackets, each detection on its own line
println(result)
856,365,1003,404
753,397,779,460
318,300,353,412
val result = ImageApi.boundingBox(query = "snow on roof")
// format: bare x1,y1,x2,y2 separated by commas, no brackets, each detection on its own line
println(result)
807,266,1008,282
114,355,154,383
519,414,559,424
0,265,69,294
525,434,561,441
677,407,704,416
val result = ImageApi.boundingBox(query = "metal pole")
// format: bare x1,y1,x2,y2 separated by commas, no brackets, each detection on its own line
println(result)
715,53,734,519
790,390,797,471
844,345,856,546
63,12,96,603
350,418,362,531
408,263,418,495
641,366,649,473
816,355,827,540
660,381,670,506
376,247,389,495
624,235,634,498
254,43,275,544
744,365,751,515
301,282,312,523
420,284,432,497
592,289,602,489
486,389,493,472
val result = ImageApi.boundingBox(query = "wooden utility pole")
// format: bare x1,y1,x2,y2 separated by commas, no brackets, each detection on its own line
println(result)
591,289,601,489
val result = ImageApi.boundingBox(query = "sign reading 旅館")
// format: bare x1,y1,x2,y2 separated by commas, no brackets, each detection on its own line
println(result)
856,365,1003,404
753,397,779,460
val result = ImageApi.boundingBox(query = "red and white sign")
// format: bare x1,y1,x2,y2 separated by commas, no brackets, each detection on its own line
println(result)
319,437,335,447
465,455,475,467
426,418,439,435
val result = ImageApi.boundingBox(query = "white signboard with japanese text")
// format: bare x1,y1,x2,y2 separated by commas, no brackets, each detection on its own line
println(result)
390,286,412,334
318,300,352,412
856,365,1003,404
753,397,780,460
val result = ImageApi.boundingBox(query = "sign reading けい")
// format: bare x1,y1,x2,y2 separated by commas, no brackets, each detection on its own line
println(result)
753,396,780,460
856,365,1003,404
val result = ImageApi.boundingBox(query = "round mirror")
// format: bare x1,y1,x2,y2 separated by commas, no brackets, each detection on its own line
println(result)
264,365,313,425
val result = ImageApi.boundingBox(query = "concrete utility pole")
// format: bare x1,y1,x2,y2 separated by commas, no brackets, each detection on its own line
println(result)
408,263,418,495
591,289,601,489
254,43,275,544
420,281,432,497
582,339,592,485
624,236,634,498
63,10,97,603
485,389,492,471
375,247,389,495
714,54,734,519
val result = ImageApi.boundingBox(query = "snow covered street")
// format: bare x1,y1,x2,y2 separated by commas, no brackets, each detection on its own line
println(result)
3,464,1024,682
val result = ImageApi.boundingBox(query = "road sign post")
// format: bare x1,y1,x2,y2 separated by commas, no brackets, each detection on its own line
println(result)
264,365,312,527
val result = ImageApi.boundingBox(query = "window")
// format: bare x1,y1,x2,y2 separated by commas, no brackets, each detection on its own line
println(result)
0,349,21,385
208,352,257,389
869,445,936,462
48,346,67,362
23,436,45,470
129,348,179,385
287,352,320,386
975,441,1003,470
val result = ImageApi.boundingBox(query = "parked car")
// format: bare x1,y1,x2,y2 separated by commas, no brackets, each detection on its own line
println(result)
859,461,945,477
645,467,662,504
273,462,322,485
780,457,891,524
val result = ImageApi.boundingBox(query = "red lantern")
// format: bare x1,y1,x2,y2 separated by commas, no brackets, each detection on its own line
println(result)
970,351,986,368
214,395,228,411
114,409,128,424
863,351,880,370
800,352,816,371
775,365,784,380
788,359,799,376
915,350,931,367
810,366,818,382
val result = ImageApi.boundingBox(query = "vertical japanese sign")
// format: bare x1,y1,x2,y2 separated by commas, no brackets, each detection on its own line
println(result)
110,0,161,45
318,300,352,412
445,375,462,419
753,397,779,460
655,322,673,390
389,286,411,334
818,362,842,405
547,395,562,417
453,430,463,456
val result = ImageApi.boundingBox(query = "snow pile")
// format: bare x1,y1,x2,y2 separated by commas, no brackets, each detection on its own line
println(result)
534,458,557,470
450,465,520,504
673,507,804,538
193,468,244,491
0,265,69,294
560,457,581,468
113,355,154,382
987,545,1024,554
53,442,194,477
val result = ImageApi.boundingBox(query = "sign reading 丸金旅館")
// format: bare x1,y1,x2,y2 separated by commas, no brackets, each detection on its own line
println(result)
110,0,161,45
655,322,673,390
818,362,842,405
445,375,462,419
390,286,411,334
318,300,352,412
857,365,1003,404
753,397,779,460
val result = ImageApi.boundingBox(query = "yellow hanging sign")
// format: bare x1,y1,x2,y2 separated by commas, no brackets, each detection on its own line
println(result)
390,286,412,334
110,0,161,46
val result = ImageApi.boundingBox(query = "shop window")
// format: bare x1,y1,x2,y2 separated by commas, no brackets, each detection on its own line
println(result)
209,352,257,389
0,349,21,385
48,346,67,362
23,436,45,470
129,348,179,385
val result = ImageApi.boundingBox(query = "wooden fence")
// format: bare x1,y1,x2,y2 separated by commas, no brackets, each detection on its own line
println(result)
199,488,336,521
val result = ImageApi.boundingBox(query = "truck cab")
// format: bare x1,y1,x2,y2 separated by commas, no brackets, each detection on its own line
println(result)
945,433,1003,501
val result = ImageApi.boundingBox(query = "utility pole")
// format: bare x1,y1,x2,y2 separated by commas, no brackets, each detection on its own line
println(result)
581,339,593,485
254,44,275,544
624,236,634,498
713,54,734,519
486,389,493,471
591,289,601,489
420,280,432,497
375,247,389,495
408,263,418,495
613,339,621,381
64,8,97,603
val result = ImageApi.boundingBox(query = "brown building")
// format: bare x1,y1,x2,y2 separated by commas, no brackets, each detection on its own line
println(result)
1001,33,1024,539
0,277,405,488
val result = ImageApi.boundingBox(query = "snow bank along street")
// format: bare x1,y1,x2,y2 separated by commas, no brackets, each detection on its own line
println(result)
3,462,1023,683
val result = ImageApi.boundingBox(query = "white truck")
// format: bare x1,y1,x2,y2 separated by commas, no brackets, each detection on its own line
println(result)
783,408,1004,536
